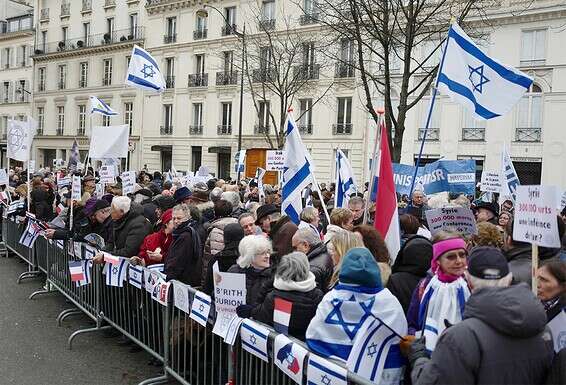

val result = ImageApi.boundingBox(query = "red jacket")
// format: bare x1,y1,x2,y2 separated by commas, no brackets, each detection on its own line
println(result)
138,229,172,266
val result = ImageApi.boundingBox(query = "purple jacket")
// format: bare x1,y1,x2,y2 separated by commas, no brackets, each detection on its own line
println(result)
406,275,432,335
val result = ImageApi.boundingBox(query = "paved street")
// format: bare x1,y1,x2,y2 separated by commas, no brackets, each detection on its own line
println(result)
0,255,165,385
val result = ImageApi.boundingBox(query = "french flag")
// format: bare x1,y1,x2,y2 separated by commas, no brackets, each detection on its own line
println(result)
68,260,86,282
273,297,293,335
103,252,121,265
374,120,401,263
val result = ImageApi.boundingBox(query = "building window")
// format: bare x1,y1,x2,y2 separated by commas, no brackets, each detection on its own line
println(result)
261,0,275,21
191,146,202,171
61,26,68,42
461,109,486,141
194,14,207,39
79,62,88,88
165,57,175,88
191,103,203,134
2,48,10,69
165,17,177,43
83,22,90,45
2,82,10,103
57,106,65,135
161,104,173,135
219,102,232,134
223,51,234,73
129,13,138,38
124,102,133,134
335,97,352,134
41,30,47,52
195,54,205,74
102,114,111,127
19,45,27,67
103,58,112,86
521,29,546,66
259,47,272,71
58,65,67,89
299,98,313,134
418,96,441,141
516,83,542,142
78,105,86,135
256,100,270,134
224,7,236,34
107,17,114,36
38,67,46,91
37,107,44,134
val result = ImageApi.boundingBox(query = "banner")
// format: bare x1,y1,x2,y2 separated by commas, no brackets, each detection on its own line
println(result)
425,207,478,236
7,118,35,162
89,125,129,159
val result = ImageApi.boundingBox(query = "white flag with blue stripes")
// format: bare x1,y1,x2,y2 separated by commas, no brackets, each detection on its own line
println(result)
103,258,128,287
437,23,533,120
128,264,144,289
125,45,166,93
307,354,348,385
89,96,118,117
282,113,315,224
334,149,357,208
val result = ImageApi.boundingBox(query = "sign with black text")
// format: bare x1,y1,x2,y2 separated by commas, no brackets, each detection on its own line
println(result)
425,206,478,236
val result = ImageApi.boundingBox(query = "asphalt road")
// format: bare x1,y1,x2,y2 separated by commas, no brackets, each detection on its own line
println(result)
0,255,167,385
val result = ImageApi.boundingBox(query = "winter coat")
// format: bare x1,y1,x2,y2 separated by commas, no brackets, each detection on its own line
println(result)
30,187,54,221
545,348,566,385
231,206,247,219
164,220,203,286
203,245,239,296
412,284,553,385
506,244,560,287
202,217,238,285
138,228,172,266
546,295,566,322
228,264,273,306
90,215,113,243
104,203,152,258
306,243,334,291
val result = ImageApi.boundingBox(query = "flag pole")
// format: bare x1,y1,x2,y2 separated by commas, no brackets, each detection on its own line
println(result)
532,243,538,294
408,31,451,201
363,109,384,225
311,173,330,225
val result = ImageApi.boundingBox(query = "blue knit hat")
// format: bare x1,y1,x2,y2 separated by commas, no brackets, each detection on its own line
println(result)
339,247,382,288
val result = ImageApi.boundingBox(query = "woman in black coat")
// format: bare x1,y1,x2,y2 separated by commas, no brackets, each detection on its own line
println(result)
386,235,432,314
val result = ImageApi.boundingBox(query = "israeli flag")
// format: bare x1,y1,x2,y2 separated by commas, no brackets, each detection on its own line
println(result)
240,319,270,362
282,113,315,224
190,291,212,327
89,96,118,117
307,354,348,385
125,45,166,93
128,264,144,289
438,23,533,120
103,258,128,287
334,149,357,208
500,144,520,201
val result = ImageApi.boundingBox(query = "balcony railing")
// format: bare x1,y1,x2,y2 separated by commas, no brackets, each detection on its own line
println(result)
40,8,49,21
60,2,70,17
335,63,355,78
293,64,320,80
102,76,111,86
193,29,207,40
77,128,86,136
217,125,232,135
163,34,176,44
252,68,276,83
299,13,319,25
221,24,238,36
333,123,352,135
299,124,313,135
79,78,88,88
0,16,34,34
160,125,173,135
36,128,43,136
258,19,275,30
515,127,541,142
82,0,92,12
58,81,66,90
38,82,45,92
56,128,64,135
189,125,203,135
254,124,270,134
462,127,485,141
105,0,116,7
33,27,145,55
418,127,440,141
188,73,208,87
165,76,175,88
216,71,238,86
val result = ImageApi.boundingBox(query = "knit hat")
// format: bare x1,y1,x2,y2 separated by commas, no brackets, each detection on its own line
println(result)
154,195,176,211
223,223,245,249
174,186,191,203
431,237,467,274
92,199,110,213
475,201,499,218
83,197,98,216
467,246,509,280
339,247,382,288
161,208,173,225
190,182,210,202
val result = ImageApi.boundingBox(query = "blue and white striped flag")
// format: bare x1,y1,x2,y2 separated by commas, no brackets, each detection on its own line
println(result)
437,23,533,120
76,260,92,287
128,264,144,289
334,149,357,208
307,354,348,385
103,258,128,287
190,290,212,327
501,144,520,202
89,96,118,116
282,113,315,224
125,45,166,93
240,319,269,362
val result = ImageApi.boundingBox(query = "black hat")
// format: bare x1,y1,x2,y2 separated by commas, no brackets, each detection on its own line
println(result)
154,195,176,211
223,223,244,249
92,199,110,213
475,201,499,218
468,246,509,280
255,204,278,225
173,186,191,203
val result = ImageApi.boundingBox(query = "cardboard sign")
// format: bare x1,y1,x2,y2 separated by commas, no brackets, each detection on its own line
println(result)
121,171,136,195
513,185,561,248
480,171,502,193
71,176,82,201
425,206,478,236
212,262,246,339
266,150,285,171
99,165,116,184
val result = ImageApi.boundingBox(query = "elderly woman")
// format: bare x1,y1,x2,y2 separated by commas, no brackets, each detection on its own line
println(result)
498,211,512,228
237,251,324,340
131,208,174,267
228,234,273,305
104,196,151,258
329,208,354,231
536,260,566,322
164,204,203,286
406,231,471,351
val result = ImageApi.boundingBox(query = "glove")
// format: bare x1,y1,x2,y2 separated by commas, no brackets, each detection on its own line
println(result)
407,336,428,366
399,335,416,357
236,304,253,318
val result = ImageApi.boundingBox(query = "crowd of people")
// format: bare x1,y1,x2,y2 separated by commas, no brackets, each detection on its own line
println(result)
4,166,566,384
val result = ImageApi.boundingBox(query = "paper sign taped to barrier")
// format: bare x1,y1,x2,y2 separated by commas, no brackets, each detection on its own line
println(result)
71,176,82,201
425,207,478,236
190,291,212,327
173,281,191,314
212,262,246,339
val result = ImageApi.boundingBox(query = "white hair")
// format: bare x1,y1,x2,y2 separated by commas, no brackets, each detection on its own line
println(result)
112,196,131,213
466,271,513,291
221,191,241,211
237,235,272,268
293,228,321,247
173,203,191,219
277,252,310,282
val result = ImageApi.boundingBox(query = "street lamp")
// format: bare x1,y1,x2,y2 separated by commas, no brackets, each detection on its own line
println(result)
196,5,246,182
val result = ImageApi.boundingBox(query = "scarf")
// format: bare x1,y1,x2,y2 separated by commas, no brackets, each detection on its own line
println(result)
274,272,316,292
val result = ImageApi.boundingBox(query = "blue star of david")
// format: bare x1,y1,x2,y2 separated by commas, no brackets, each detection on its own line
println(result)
198,303,205,312
112,266,118,274
141,64,156,79
321,374,331,385
367,342,378,358
325,296,375,340
249,335,257,345
468,65,489,93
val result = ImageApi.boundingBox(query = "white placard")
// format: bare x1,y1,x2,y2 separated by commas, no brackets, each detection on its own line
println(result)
548,309,566,352
513,185,561,248
274,334,308,384
99,165,116,184
172,281,191,314
71,176,82,201
424,206,478,236
121,171,136,195
266,150,285,171
480,171,502,193
212,262,247,339
28,160,35,173
0,169,8,186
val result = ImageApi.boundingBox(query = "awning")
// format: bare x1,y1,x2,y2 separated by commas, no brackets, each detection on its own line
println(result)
150,145,172,152
208,146,231,154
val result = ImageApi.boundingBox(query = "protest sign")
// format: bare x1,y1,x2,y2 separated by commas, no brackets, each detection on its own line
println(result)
89,125,129,159
71,176,81,201
0,169,8,186
266,150,285,171
99,166,116,184
57,176,71,189
547,309,566,353
121,171,136,195
234,150,246,173
211,262,246,339
425,207,478,236
28,160,35,173
480,171,502,193
558,190,566,211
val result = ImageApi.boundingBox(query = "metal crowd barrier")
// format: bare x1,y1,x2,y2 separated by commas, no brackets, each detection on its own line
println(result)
2,218,41,282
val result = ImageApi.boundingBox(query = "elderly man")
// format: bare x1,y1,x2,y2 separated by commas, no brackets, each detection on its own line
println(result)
291,228,334,290
239,212,263,236
412,190,427,208
475,201,499,225
348,196,365,226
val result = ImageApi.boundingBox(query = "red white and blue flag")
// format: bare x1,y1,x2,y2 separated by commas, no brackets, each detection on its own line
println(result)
69,260,86,282
273,297,293,335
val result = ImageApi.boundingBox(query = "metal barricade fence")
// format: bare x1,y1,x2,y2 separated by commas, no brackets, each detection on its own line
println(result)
3,217,42,283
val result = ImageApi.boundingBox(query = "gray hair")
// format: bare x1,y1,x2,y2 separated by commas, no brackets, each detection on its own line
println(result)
237,235,272,268
239,211,255,222
210,187,223,202
221,191,241,211
348,196,365,208
466,271,513,291
300,207,319,223
277,252,310,282
112,196,131,213
173,203,191,219
293,228,320,247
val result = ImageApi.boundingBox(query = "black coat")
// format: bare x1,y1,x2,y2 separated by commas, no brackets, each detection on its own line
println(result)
30,187,54,221
228,264,273,306
165,220,203,287
251,288,323,341
307,243,334,291
203,245,239,296
104,203,151,257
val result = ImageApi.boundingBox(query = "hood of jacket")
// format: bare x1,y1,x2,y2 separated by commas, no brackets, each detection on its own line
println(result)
392,235,432,276
463,283,547,338
505,244,532,262
307,242,328,260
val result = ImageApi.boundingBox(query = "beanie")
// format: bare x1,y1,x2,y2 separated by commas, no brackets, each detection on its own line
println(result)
339,247,382,288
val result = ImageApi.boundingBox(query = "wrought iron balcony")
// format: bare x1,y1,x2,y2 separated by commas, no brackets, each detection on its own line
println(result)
298,124,313,135
293,64,320,80
254,124,270,134
252,68,276,83
165,76,175,88
189,125,203,135
77,128,86,136
40,8,49,21
462,127,485,141
38,82,45,92
335,63,355,78
79,78,88,88
163,34,176,44
193,29,207,40
418,127,440,141
258,19,275,31
60,2,70,17
515,127,541,142
221,24,238,36
216,71,238,86
333,123,352,135
217,125,232,135
188,73,208,87
299,13,319,25
0,15,34,34
160,125,173,135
